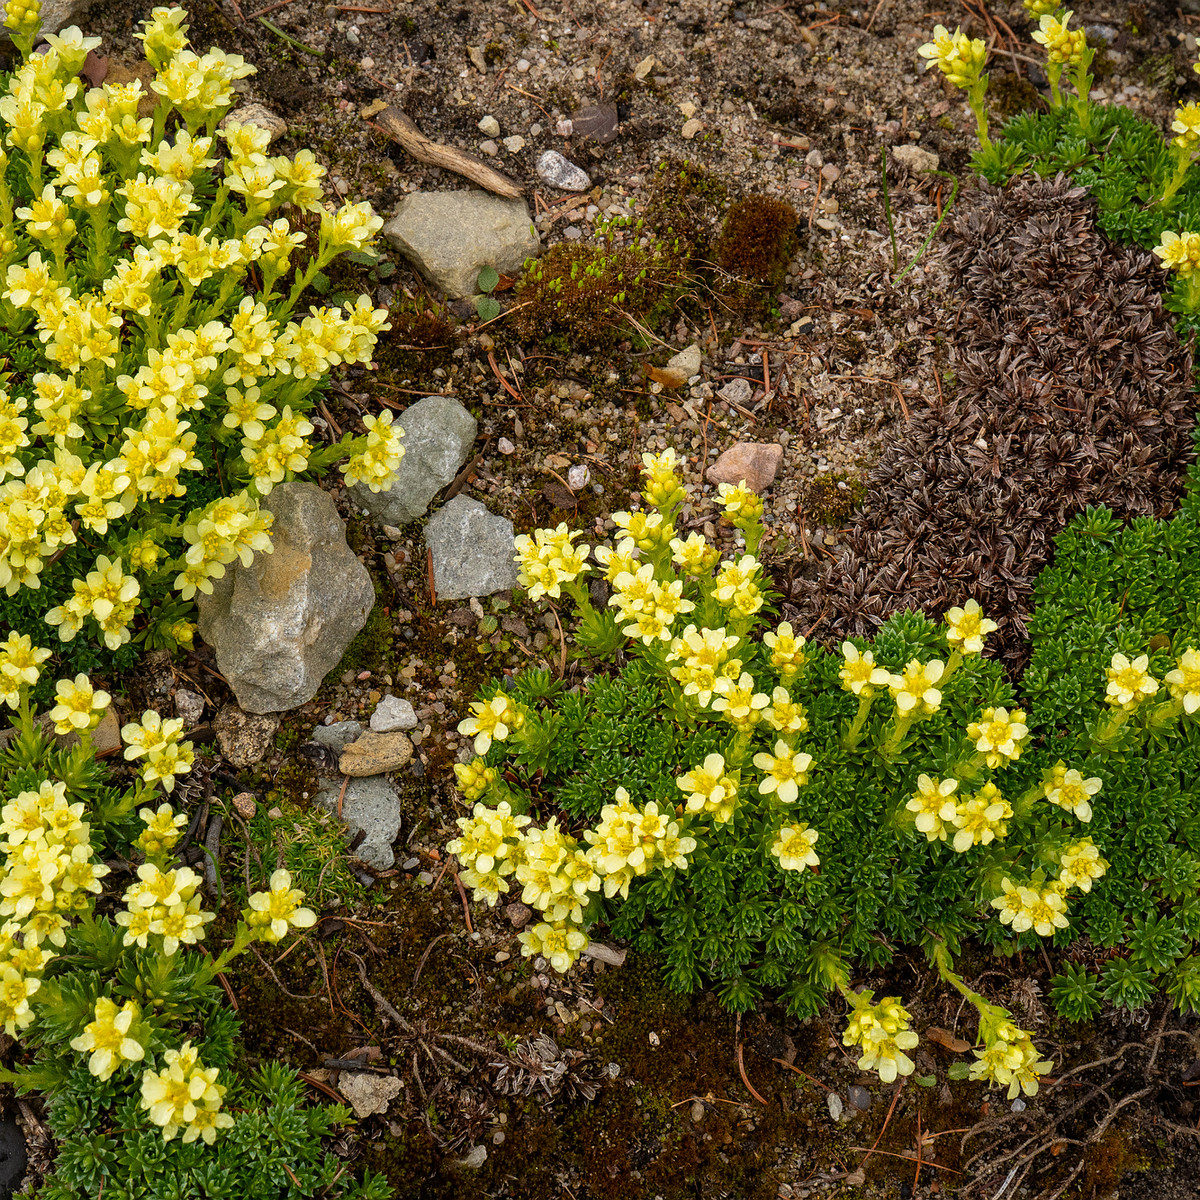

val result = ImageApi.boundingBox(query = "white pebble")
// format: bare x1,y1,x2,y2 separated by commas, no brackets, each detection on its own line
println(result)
498,437,516,454
477,114,501,137
502,135,526,153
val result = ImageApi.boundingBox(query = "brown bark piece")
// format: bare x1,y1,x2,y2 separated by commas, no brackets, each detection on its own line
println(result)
370,106,523,199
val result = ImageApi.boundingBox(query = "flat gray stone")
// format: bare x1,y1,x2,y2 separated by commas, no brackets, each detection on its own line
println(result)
383,190,539,298
370,696,417,732
349,396,477,526
314,773,402,870
425,495,518,601
313,720,363,749
196,483,374,714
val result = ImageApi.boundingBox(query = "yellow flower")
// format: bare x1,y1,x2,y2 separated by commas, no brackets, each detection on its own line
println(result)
1165,647,1200,715
1104,652,1158,710
917,24,988,87
843,992,919,1084
1172,103,1200,151
640,447,685,510
753,740,813,804
612,509,667,552
0,631,50,701
991,878,1069,936
1058,839,1107,893
666,624,741,707
447,801,530,877
452,759,497,802
970,1025,1052,1099
1042,762,1100,822
944,598,998,655
140,1041,231,1143
514,523,591,601
966,706,1029,768
670,531,720,575
951,783,1011,852
764,622,807,682
0,966,41,1036
718,480,763,526
1031,10,1087,66
69,997,144,1081
245,869,317,943
711,671,770,731
341,410,406,493
839,641,890,698
457,694,523,755
770,822,819,872
46,673,110,734
764,686,808,735
675,753,739,818
888,657,944,716
906,775,959,842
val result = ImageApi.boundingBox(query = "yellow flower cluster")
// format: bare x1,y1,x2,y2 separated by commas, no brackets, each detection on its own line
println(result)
770,822,820,872
595,536,640,583
0,630,49,707
944,598,997,655
452,757,498,802
243,868,317,943
69,995,144,1081
44,554,140,649
991,877,1070,936
1042,761,1101,822
47,671,109,734
121,709,195,792
583,787,696,901
136,802,188,858
763,621,806,682
1154,231,1200,277
457,693,525,755
610,561,695,644
517,920,590,974
950,782,1012,852
969,1018,1053,1099
843,991,920,1084
710,671,770,731
666,624,742,706
916,24,988,87
670,530,720,576
447,800,530,906
513,522,590,601
0,4,395,651
612,508,670,553
516,817,600,922
1104,651,1158,710
1031,10,1087,66
718,480,762,529
966,706,1029,769
1165,647,1200,714
117,863,214,955
713,553,764,618
140,1040,234,1144
1172,103,1200,153
640,447,685,511
906,774,959,843
1057,838,1108,893
676,753,740,823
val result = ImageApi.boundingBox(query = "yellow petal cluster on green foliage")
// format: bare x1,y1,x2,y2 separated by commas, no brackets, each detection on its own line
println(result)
0,3,401,655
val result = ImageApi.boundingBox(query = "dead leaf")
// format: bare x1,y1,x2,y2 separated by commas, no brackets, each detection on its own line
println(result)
925,1026,971,1054
663,402,687,422
81,51,108,88
647,364,688,389
543,453,571,471
633,55,656,80
360,98,388,119
542,481,576,509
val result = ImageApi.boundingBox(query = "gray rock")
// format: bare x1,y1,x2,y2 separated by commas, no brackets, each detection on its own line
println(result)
340,1073,403,1118
890,143,940,175
0,0,84,41
196,483,374,714
339,730,414,776
370,695,417,732
349,396,477,526
314,773,402,869
847,1084,872,1111
452,1144,488,1171
213,705,280,768
826,1091,844,1123
220,104,287,144
313,720,363,749
718,377,752,406
536,150,591,192
174,689,205,724
668,343,703,378
425,495,519,600
383,191,539,299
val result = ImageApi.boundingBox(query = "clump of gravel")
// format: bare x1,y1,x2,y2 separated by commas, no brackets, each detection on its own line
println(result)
794,175,1196,667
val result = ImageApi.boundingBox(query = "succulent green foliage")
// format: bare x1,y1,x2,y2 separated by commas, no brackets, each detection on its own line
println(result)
1049,962,1103,1022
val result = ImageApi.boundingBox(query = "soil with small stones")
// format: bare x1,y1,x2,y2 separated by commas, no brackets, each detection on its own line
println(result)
12,0,1200,1196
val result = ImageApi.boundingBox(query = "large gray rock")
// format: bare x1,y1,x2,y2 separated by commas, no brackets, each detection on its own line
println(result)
383,190,539,298
196,483,374,714
314,773,401,870
349,396,476,526
425,495,518,601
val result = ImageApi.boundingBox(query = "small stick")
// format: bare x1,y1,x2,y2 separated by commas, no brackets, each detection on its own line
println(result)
426,544,437,606
772,1057,834,1093
370,108,522,199
488,350,526,404
858,1081,905,1173
248,0,298,17
451,865,474,933
735,1014,769,1105
202,814,224,907
335,773,350,820
412,931,453,990
345,947,413,1030
299,1072,345,1103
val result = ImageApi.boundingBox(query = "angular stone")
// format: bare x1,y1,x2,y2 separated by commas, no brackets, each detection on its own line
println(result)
536,150,590,192
718,377,752,406
339,1073,404,1118
196,483,374,714
221,104,287,144
313,720,363,749
370,695,417,732
174,689,205,724
348,396,477,526
314,773,402,869
706,442,784,492
890,143,940,175
668,343,703,378
383,191,539,299
339,730,414,776
425,495,519,600
213,705,280,768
